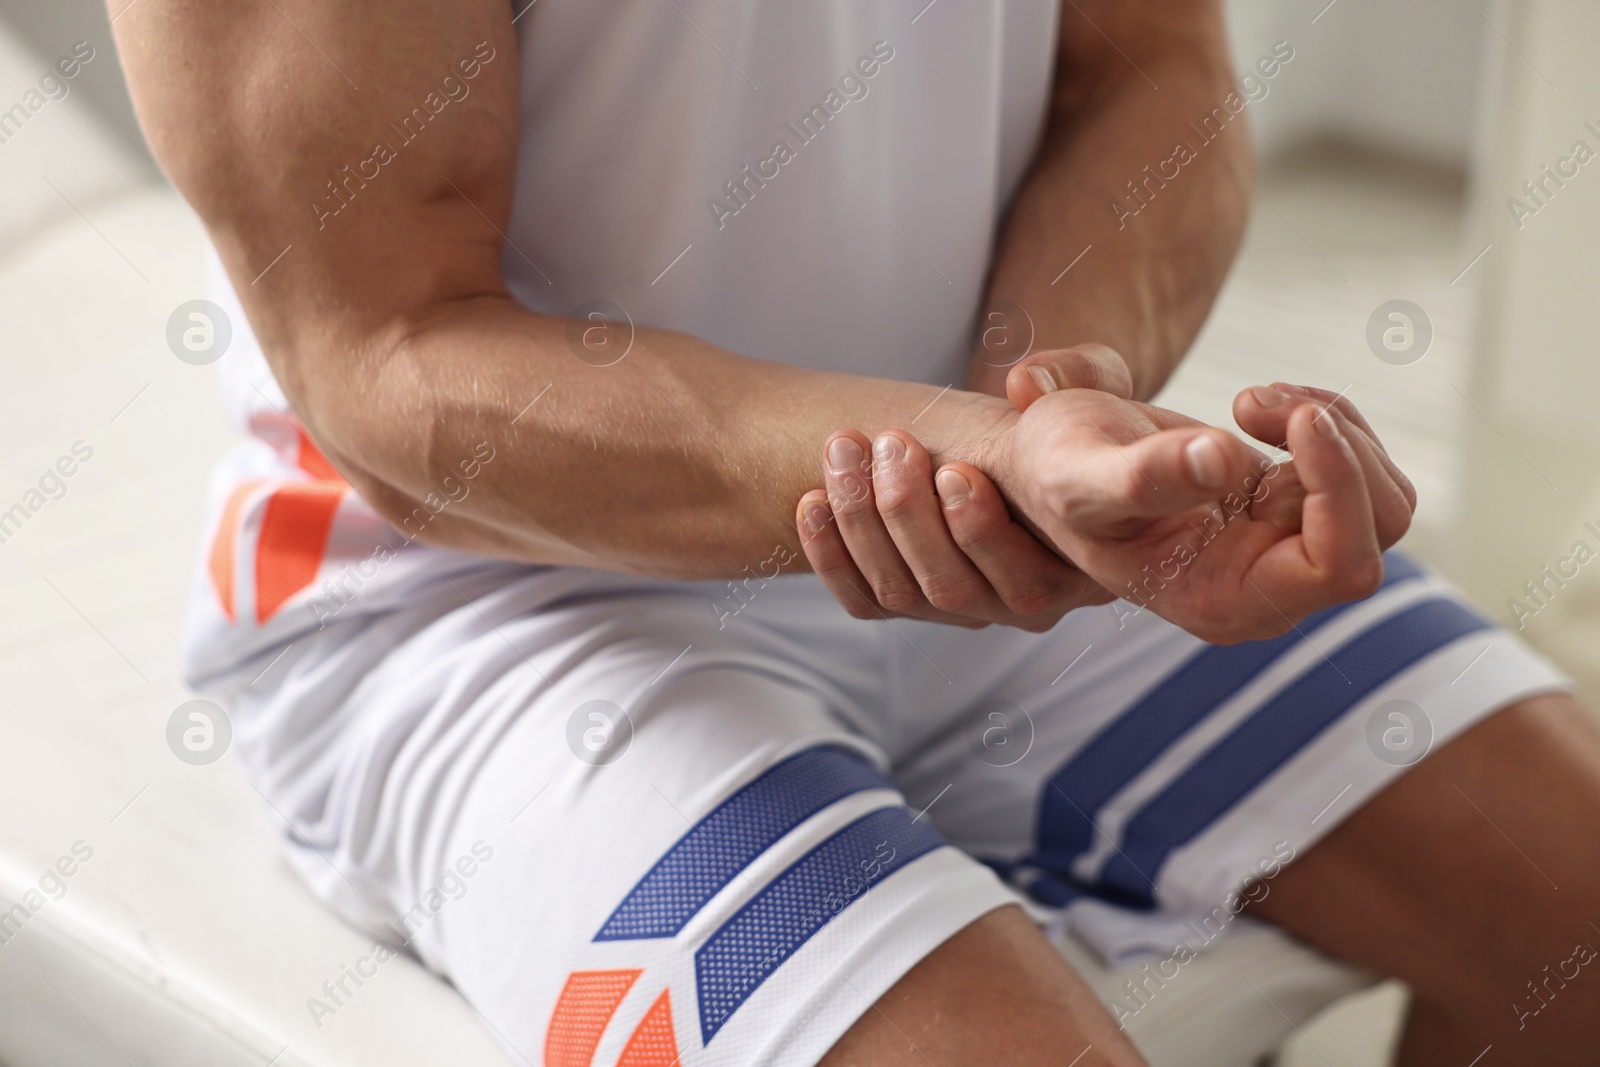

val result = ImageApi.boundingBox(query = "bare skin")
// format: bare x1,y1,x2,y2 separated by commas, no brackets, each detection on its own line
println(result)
821,906,1148,1067
801,353,1415,643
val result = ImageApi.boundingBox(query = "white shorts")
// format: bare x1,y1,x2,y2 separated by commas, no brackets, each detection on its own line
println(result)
200,553,1567,1067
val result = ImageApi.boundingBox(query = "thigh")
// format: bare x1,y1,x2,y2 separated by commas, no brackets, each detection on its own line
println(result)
384,595,1027,1067
893,553,1570,967
1252,691,1600,1056
821,905,1147,1067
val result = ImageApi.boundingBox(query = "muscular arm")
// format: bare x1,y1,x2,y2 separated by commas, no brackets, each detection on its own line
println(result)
113,0,1012,578
969,0,1250,401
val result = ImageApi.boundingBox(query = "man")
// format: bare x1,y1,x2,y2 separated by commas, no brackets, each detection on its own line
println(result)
116,0,1600,1063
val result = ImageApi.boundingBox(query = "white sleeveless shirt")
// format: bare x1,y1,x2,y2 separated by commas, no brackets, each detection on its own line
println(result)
499,0,1056,383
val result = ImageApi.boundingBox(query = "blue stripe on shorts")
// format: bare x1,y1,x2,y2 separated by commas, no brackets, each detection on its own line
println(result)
1028,553,1423,894
595,746,892,941
694,805,945,1042
1096,596,1488,904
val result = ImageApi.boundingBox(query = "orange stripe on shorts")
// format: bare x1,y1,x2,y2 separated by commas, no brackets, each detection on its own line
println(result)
617,989,680,1067
293,424,343,483
254,482,346,623
208,479,264,623
545,969,642,1067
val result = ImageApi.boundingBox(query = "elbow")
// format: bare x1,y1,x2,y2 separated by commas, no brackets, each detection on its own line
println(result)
338,434,502,549
267,322,439,510
263,304,533,557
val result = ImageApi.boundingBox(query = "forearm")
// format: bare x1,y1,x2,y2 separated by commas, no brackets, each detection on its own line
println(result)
968,8,1251,401
304,298,1014,578
113,0,1014,581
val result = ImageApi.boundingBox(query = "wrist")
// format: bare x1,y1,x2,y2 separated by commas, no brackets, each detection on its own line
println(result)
924,388,1019,490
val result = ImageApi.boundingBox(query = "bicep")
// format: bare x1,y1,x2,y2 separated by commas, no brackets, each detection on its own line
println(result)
112,0,521,412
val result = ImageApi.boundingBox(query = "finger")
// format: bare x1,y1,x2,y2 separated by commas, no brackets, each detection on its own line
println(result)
1236,382,1412,488
1237,382,1381,440
1312,407,1412,548
1048,422,1261,530
1006,343,1135,411
1234,387,1415,539
937,462,1113,620
1241,383,1382,438
1234,384,1414,502
1258,404,1384,610
1275,383,1382,442
796,490,890,621
870,432,1005,619
822,431,936,619
1278,384,1417,517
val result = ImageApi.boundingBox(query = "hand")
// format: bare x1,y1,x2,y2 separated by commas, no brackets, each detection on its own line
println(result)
995,354,1415,644
1228,381,1416,550
794,347,1132,631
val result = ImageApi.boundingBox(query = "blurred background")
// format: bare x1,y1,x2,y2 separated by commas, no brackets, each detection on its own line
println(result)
0,1,1593,1065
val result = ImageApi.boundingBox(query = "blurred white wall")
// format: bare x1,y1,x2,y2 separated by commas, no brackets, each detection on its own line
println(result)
0,0,1493,240
1455,0,1600,694
1225,0,1488,168
0,21,146,249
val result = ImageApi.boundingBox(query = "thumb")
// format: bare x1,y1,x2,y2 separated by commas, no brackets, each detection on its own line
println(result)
1052,427,1258,531
1007,344,1134,412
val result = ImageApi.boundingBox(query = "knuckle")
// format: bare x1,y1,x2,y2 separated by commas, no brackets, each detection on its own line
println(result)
873,482,920,522
1379,508,1413,547
871,576,925,614
947,508,1004,551
799,513,836,545
1017,612,1065,634
1054,353,1096,390
844,601,879,621
1035,462,1073,506
1340,559,1386,600
946,522,983,552
923,572,983,613
1192,599,1273,645
828,473,873,511
1000,575,1060,617
1114,462,1153,504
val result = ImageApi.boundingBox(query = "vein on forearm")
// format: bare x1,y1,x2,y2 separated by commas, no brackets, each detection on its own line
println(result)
300,296,1015,579
971,40,1251,401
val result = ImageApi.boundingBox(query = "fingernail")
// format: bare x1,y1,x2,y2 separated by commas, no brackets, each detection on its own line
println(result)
1185,434,1227,488
827,436,863,472
1251,386,1289,408
804,504,832,533
935,468,970,508
873,433,906,467
1314,410,1342,439
1273,382,1307,397
1028,364,1060,394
